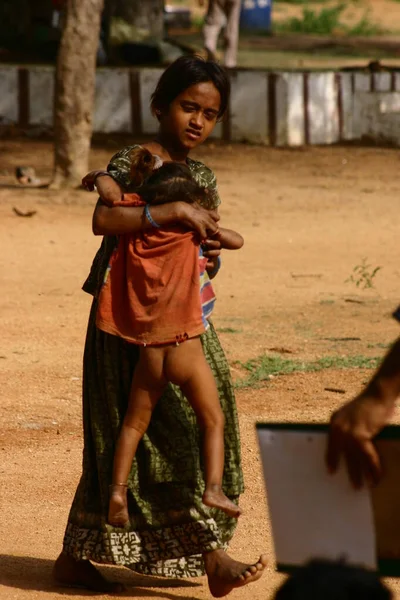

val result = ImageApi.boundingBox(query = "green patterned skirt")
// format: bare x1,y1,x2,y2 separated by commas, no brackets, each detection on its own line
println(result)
63,299,244,578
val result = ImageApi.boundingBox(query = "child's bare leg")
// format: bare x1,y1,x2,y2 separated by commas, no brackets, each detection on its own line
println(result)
164,339,241,519
109,346,167,527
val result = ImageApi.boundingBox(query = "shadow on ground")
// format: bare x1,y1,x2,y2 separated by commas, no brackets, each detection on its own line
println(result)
0,554,202,598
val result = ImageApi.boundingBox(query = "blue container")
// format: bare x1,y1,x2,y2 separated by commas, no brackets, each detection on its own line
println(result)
240,0,272,31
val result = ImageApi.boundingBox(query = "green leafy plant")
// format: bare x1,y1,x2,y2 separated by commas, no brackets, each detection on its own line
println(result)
346,258,382,290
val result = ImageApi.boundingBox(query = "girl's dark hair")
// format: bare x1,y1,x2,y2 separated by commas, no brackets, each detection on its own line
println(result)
151,55,230,120
139,162,216,209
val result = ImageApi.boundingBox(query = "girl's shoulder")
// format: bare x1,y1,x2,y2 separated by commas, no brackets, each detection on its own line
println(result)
186,157,217,188
107,145,145,190
186,158,221,208
187,158,221,208
107,144,162,189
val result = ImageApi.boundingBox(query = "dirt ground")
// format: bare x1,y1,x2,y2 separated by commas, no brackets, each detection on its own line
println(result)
2,138,400,599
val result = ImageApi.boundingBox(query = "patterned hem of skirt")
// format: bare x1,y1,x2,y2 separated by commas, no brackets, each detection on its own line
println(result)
63,520,228,578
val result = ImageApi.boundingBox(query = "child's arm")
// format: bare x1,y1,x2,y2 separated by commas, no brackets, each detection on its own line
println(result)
214,227,244,250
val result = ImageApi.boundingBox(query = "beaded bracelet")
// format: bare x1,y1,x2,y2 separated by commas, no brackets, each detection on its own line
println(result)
144,204,161,229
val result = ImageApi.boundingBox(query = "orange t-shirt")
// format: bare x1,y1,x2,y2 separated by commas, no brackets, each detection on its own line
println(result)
96,194,207,346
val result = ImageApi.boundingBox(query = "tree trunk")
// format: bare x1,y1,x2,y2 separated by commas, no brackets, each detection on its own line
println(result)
51,0,104,189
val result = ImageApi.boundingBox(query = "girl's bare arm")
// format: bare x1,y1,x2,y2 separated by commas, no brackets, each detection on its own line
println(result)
93,197,220,241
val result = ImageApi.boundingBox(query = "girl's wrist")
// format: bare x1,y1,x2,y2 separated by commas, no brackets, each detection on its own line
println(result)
143,202,183,230
144,204,161,229
94,171,112,182
173,201,187,222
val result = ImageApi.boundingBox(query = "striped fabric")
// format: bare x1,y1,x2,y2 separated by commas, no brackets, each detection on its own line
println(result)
199,248,217,329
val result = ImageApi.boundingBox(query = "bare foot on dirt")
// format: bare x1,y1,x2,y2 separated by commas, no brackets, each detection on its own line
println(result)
53,552,124,593
203,486,242,518
203,549,268,598
108,484,129,527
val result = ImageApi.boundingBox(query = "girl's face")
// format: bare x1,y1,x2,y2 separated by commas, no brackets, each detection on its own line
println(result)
159,81,221,152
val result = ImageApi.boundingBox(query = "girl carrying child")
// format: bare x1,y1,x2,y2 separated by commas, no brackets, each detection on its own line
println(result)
54,56,267,598
94,147,243,526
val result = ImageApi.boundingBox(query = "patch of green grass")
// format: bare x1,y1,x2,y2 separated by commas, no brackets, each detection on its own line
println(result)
274,3,383,36
367,342,391,350
218,327,242,334
347,14,384,36
274,4,346,34
320,299,335,305
235,353,380,388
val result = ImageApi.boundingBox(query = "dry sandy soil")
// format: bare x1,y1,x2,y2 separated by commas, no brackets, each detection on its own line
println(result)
2,138,400,599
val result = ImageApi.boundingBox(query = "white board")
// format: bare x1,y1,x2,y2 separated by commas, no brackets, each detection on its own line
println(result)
257,425,376,570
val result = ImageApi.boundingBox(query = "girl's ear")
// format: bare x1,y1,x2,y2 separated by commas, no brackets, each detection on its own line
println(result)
152,105,163,122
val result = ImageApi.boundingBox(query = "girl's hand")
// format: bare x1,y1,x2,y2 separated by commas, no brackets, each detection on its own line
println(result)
82,170,110,191
83,172,124,206
178,202,220,240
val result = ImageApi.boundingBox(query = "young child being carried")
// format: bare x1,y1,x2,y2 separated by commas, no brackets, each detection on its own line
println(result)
95,146,243,527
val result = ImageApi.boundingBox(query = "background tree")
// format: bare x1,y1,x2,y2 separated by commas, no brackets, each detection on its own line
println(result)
51,0,104,189
51,0,165,189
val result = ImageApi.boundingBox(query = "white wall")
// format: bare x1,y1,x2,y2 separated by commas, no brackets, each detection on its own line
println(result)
2,64,400,147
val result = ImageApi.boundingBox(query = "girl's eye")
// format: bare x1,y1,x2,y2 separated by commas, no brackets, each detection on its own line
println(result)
204,112,217,121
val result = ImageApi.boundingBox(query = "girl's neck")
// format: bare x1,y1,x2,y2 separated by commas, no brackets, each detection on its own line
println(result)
151,134,189,163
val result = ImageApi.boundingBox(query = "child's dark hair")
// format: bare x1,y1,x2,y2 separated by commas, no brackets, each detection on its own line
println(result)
274,560,392,600
151,55,230,120
139,162,216,209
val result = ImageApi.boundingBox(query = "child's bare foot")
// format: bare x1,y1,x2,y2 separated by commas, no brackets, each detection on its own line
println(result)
203,485,241,518
53,551,124,593
204,549,268,598
108,483,129,527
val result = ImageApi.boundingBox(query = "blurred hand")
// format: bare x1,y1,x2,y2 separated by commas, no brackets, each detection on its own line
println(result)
326,394,393,489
